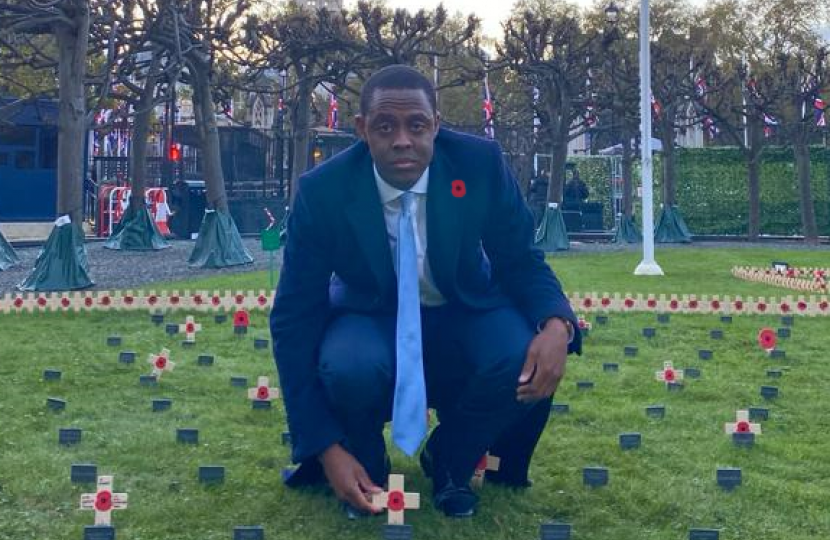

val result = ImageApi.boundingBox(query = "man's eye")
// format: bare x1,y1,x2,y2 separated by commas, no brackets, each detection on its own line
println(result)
411,123,425,132
376,123,393,133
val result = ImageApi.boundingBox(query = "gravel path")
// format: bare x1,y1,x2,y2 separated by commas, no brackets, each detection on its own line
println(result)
0,238,826,294
0,238,280,294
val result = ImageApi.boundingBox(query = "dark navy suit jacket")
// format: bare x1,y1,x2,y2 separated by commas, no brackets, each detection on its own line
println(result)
270,128,581,464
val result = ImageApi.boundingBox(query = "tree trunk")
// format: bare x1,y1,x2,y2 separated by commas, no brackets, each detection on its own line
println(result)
745,115,764,240
621,129,634,217
192,64,228,212
546,114,570,204
659,117,676,207
55,9,90,225
290,69,314,205
128,72,158,213
793,140,818,243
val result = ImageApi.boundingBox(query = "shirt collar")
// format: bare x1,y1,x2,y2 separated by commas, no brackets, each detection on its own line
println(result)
373,164,429,205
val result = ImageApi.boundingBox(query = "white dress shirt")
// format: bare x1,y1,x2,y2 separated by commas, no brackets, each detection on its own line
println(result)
373,165,447,307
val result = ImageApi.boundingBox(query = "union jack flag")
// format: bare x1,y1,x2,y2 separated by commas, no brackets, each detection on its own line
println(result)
482,74,495,139
763,113,779,138
815,97,826,127
327,92,338,129
651,93,662,119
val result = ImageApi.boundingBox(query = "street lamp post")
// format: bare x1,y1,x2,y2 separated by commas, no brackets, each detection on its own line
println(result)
634,0,664,276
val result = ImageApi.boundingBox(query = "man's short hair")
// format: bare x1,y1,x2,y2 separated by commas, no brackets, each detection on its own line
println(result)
360,64,437,116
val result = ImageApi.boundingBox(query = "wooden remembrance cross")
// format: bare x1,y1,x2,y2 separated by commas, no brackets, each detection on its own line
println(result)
372,474,420,525
79,475,128,526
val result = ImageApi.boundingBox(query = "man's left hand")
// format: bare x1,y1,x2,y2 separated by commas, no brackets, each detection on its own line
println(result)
517,318,570,403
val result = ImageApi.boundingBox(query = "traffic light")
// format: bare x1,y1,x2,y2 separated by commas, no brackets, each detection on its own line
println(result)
169,143,181,162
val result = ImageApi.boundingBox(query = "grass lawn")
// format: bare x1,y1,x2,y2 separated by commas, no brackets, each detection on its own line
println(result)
1,247,829,540
153,245,830,299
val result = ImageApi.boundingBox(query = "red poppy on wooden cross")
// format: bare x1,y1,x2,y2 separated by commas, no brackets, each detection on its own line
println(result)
655,361,683,384
247,376,280,402
178,316,202,342
371,474,420,525
757,328,777,352
79,475,128,526
724,410,761,435
234,310,250,328
147,348,175,378
577,317,592,332
471,453,501,488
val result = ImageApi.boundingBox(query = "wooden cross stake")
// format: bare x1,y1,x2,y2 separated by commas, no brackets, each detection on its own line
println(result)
79,475,128,526
148,348,175,379
178,316,202,342
247,376,280,402
471,453,501,488
724,410,761,435
655,361,683,384
371,474,420,525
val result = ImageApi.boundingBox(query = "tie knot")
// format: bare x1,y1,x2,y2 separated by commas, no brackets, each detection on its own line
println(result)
400,191,414,217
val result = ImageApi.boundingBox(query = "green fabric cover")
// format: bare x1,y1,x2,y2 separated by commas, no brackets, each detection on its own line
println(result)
655,205,693,243
18,222,93,291
534,205,570,252
0,229,20,271
104,205,170,251
188,210,254,269
614,215,642,244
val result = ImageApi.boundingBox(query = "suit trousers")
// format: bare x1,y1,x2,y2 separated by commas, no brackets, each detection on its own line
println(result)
318,301,553,486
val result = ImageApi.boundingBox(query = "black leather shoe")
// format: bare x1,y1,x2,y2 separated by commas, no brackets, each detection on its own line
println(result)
433,478,479,518
485,470,533,489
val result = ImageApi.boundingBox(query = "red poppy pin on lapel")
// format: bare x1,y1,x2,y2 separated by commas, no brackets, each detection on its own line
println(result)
451,179,466,198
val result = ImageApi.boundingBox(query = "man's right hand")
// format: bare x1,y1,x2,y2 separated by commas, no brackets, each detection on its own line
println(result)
318,443,383,514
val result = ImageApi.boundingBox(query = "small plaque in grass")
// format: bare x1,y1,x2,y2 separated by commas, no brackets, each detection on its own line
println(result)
576,381,594,391
139,375,158,387
234,526,265,540
646,405,665,419
760,386,779,400
781,315,794,326
684,367,701,379
716,468,741,491
252,400,272,410
43,369,62,381
619,433,641,450
602,363,619,373
383,524,413,540
667,382,684,392
540,522,572,540
748,407,769,421
59,428,82,446
657,313,670,324
197,355,214,366
118,351,136,364
720,316,732,324
732,432,755,448
281,432,292,445
642,327,656,338
47,397,66,411
165,324,179,335
71,464,97,484
769,349,786,359
777,327,791,339
83,526,115,540
689,528,720,540
152,399,172,412
215,313,228,324
624,346,638,357
177,428,199,445
766,369,783,378
181,340,195,348
151,312,164,325
582,467,608,488
551,403,570,414
106,336,122,347
595,315,608,325
199,466,225,484
698,349,713,361
230,376,248,387
710,329,724,340
254,338,269,350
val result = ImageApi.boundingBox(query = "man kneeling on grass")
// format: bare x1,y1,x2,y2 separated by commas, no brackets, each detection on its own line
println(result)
270,64,581,518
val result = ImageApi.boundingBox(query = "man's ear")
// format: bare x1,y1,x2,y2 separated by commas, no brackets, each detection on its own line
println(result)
355,114,367,141
433,112,441,138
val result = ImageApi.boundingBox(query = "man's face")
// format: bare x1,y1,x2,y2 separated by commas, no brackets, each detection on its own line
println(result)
356,88,440,190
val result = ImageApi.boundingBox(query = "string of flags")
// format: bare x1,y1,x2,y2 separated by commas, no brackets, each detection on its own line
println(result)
482,73,495,140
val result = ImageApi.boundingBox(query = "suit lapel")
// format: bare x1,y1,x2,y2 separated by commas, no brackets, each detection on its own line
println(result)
344,154,396,303
427,145,464,296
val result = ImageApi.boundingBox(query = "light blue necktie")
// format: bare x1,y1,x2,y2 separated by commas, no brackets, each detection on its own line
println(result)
391,191,427,456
